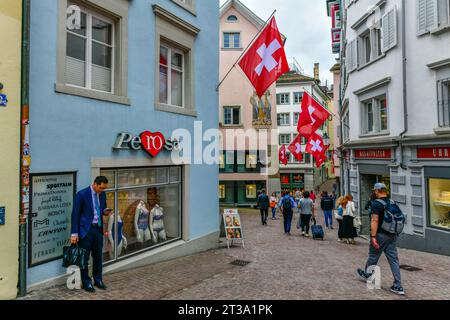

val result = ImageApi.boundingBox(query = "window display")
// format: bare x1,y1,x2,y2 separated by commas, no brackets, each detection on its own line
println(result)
246,184,257,199
219,184,226,199
428,179,450,230
102,167,182,263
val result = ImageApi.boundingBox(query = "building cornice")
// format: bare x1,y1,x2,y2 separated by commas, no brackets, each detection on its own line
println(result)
350,0,386,30
152,4,200,36
427,58,450,70
353,77,391,96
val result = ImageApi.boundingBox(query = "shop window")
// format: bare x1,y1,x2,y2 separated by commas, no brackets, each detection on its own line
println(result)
428,178,450,230
101,167,181,263
246,184,257,199
246,154,257,169
219,184,226,199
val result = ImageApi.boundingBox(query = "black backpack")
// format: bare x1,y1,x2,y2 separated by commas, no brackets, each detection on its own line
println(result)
282,197,292,210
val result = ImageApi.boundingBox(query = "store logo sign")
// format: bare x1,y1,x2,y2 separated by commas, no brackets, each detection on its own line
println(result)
417,147,450,159
355,149,392,159
113,132,180,157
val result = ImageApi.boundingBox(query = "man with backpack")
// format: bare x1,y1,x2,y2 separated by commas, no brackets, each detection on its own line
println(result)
278,192,296,235
357,183,406,295
320,191,335,229
257,189,270,226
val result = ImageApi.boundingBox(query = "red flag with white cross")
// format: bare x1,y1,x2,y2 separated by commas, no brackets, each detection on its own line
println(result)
287,135,303,162
297,91,331,139
306,133,327,166
279,144,288,166
238,17,289,97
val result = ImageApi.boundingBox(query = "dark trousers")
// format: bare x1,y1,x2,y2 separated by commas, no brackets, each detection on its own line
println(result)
260,208,268,225
78,225,104,285
300,214,312,234
337,219,343,239
283,210,293,233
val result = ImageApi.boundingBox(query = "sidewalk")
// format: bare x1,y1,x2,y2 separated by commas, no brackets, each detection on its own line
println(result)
21,208,450,300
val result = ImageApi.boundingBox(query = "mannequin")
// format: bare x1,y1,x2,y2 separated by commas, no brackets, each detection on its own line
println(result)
134,200,152,243
107,212,128,259
150,204,167,243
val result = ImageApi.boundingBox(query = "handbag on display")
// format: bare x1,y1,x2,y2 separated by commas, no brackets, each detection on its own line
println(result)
62,244,88,269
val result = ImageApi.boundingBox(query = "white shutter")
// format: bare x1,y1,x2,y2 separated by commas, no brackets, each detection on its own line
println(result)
91,65,112,92
382,7,398,52
352,40,358,71
66,57,85,87
417,0,438,35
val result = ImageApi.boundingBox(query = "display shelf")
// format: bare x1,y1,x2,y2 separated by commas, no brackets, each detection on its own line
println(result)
434,201,450,208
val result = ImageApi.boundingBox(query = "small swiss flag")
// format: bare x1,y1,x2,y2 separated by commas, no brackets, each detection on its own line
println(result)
279,144,288,166
238,17,289,97
287,135,303,162
297,91,331,139
305,133,327,167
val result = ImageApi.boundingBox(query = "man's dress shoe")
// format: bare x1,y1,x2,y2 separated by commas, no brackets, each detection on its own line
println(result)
94,281,107,290
82,283,95,293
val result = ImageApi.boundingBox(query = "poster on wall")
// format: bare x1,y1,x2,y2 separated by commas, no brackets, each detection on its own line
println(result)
223,209,245,249
29,172,76,267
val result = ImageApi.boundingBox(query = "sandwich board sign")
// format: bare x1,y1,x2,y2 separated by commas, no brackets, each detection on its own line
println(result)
223,209,245,249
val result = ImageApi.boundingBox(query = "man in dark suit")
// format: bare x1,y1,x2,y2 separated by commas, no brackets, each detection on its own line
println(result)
71,176,112,292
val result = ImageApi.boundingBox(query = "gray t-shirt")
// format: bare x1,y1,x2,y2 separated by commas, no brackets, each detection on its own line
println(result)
299,198,314,215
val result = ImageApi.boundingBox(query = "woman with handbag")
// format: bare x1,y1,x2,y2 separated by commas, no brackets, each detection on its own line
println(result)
341,195,358,244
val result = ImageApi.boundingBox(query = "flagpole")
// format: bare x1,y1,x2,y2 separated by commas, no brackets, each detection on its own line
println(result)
216,9,277,92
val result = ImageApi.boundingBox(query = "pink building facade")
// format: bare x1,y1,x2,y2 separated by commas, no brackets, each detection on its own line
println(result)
219,0,280,206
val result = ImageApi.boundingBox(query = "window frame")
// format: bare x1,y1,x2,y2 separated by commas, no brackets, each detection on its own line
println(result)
171,0,197,16
361,94,390,136
277,113,291,126
223,32,241,49
56,0,130,105
279,134,291,145
293,92,303,104
159,43,185,108
277,93,290,105
437,77,450,127
223,105,241,126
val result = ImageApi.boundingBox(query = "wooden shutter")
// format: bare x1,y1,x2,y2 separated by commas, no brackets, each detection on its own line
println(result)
351,40,358,71
382,7,398,52
417,0,438,35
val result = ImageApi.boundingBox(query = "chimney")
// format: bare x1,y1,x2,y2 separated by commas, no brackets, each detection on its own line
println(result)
314,63,320,81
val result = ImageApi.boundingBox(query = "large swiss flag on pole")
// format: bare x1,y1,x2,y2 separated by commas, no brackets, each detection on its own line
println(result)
297,91,331,139
238,17,289,97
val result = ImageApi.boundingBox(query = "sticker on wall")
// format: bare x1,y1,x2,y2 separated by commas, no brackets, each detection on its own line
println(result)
0,94,8,107
0,207,5,225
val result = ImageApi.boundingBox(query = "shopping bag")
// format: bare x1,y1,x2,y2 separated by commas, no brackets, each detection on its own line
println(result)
62,244,88,269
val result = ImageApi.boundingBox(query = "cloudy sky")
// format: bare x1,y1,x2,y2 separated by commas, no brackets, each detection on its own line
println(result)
219,0,338,85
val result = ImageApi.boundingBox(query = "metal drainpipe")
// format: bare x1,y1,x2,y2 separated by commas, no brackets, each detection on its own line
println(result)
18,0,30,298
398,0,408,170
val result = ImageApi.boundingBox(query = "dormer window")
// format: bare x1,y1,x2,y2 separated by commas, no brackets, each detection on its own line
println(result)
227,15,238,22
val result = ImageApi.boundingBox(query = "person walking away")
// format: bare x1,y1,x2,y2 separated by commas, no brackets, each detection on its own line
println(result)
270,192,278,220
341,195,357,244
279,193,296,235
310,191,316,203
71,176,113,292
331,191,337,209
357,183,405,295
257,189,270,226
321,191,334,229
297,191,315,237
335,196,345,242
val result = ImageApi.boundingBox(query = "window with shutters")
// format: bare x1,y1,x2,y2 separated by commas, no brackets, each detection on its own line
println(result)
346,40,358,72
57,1,130,105
294,92,303,104
293,112,300,125
417,0,439,35
437,78,450,127
357,25,383,67
279,134,291,145
277,93,290,105
382,7,398,52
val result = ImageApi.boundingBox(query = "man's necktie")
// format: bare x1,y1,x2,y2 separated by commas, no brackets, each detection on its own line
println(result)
94,194,101,227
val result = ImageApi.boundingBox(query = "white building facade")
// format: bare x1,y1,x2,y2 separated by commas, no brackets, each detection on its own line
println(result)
339,0,450,255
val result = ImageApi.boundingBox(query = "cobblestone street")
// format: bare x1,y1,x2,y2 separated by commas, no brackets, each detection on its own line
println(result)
22,208,450,300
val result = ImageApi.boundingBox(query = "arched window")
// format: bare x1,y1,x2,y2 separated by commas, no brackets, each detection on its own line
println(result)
227,15,238,22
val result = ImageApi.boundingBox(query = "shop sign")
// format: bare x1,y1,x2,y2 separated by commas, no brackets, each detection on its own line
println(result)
417,147,450,159
113,132,180,157
280,174,290,185
355,149,392,159
293,174,304,184
29,172,76,267
223,209,245,249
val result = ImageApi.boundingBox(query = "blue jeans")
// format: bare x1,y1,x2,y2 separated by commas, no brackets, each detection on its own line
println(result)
365,232,402,287
271,207,276,218
283,210,293,233
324,210,333,228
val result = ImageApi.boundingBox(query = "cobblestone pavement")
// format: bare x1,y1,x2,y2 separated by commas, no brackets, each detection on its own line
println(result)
22,208,450,300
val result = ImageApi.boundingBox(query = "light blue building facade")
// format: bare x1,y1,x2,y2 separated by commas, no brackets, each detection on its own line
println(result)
27,0,219,289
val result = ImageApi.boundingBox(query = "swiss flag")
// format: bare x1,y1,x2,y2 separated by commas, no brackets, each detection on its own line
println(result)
305,133,327,165
297,91,331,139
238,17,289,97
279,144,288,166
287,135,303,162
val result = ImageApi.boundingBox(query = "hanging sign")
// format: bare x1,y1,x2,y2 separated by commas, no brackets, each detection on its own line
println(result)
29,172,76,267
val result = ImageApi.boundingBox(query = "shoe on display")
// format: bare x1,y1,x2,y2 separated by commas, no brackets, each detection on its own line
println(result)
390,286,405,295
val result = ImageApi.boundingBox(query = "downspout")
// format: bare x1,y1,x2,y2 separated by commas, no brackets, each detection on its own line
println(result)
398,0,408,170
18,0,30,298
